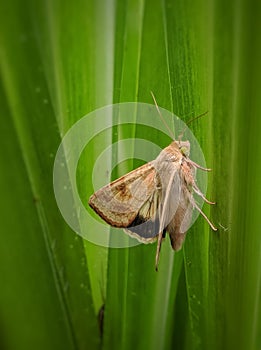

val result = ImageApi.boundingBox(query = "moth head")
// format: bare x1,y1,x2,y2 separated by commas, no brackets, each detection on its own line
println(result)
177,140,190,157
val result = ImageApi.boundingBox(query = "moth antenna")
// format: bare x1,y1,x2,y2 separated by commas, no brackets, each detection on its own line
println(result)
178,111,209,142
193,201,217,231
150,91,175,140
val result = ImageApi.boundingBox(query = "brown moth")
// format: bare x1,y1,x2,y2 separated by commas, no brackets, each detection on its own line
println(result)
89,97,217,270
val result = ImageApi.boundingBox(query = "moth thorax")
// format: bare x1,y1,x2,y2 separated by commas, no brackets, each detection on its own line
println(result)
175,140,190,157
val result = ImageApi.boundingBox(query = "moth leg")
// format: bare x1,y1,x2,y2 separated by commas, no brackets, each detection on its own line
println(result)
187,159,212,171
192,200,217,231
155,231,164,271
192,183,215,205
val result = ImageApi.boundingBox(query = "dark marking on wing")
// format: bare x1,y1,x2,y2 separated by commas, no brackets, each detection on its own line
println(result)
127,215,167,240
111,182,133,201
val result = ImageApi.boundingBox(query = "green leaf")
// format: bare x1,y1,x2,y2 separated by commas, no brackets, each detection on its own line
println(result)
0,0,260,350
0,1,100,349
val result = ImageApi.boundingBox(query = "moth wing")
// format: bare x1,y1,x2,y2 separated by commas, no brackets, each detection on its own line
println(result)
89,162,160,228
124,188,162,243
126,163,183,244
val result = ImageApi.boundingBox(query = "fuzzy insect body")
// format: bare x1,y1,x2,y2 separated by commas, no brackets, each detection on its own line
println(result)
89,140,216,269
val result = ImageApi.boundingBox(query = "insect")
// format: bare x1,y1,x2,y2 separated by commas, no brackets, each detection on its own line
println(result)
89,94,217,270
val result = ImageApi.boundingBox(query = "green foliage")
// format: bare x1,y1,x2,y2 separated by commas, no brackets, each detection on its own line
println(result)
0,0,260,350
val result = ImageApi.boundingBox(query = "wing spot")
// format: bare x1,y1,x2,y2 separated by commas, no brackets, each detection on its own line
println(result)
111,182,133,201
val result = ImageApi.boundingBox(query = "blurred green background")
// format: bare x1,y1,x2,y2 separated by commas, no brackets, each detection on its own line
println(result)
0,0,260,349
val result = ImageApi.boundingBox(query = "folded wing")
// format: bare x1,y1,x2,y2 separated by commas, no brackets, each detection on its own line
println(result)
88,162,161,231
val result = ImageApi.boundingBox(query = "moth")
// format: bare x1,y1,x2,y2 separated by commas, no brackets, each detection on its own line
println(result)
89,97,217,270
